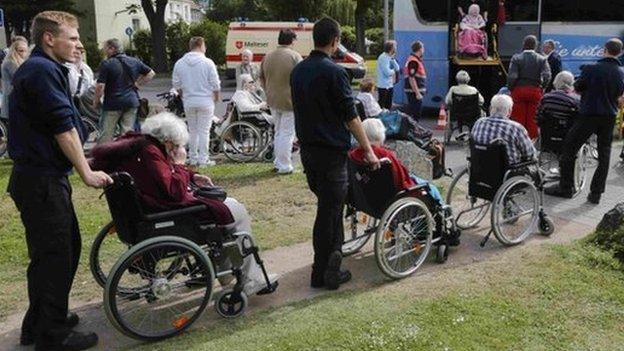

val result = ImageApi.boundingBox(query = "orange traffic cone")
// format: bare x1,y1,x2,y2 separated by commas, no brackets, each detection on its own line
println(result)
437,104,447,130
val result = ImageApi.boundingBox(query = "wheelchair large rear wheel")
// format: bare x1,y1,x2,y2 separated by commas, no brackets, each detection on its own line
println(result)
491,176,540,246
90,222,130,288
221,121,264,163
104,236,214,341
0,119,7,158
374,197,433,279
574,144,589,194
446,167,490,230
342,205,377,256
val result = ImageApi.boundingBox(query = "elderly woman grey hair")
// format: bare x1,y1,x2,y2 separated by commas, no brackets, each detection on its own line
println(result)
535,71,580,129
236,49,261,90
489,94,514,118
552,71,575,93
362,118,387,145
445,69,485,108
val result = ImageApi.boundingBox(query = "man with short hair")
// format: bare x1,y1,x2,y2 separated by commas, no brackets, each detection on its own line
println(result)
291,17,380,291
8,11,112,350
172,36,221,167
546,38,624,204
542,39,562,92
471,94,536,165
376,40,400,109
403,40,427,121
94,38,154,143
508,35,551,139
260,28,302,174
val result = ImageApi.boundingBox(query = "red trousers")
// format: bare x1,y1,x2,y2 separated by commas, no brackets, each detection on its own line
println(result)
511,86,543,139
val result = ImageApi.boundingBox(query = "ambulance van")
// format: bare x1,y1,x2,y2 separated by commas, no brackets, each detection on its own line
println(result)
226,21,366,80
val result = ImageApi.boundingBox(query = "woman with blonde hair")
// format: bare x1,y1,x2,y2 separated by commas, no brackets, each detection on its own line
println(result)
1,36,29,119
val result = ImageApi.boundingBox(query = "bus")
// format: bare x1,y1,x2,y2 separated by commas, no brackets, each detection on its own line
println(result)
393,0,624,110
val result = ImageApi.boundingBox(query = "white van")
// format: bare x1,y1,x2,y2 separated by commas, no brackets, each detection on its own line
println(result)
226,21,366,80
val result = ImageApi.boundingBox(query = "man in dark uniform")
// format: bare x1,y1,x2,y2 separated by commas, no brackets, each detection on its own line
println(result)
546,39,624,204
543,39,562,92
8,11,112,351
291,17,380,291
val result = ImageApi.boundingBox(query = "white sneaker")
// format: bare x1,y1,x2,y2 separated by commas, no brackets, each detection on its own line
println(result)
276,167,294,175
201,160,216,167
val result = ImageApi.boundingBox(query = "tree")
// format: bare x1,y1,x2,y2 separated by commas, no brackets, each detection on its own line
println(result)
141,0,168,72
208,0,267,23
0,0,78,42
354,0,378,55
324,0,356,26
260,0,328,21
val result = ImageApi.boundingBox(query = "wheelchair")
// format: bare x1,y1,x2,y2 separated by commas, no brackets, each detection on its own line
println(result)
444,93,483,144
341,159,461,279
536,114,590,196
446,140,554,247
90,172,277,341
210,100,274,163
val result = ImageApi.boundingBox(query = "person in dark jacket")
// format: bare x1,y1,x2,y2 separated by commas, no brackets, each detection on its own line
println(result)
291,17,380,291
545,38,624,204
543,39,562,92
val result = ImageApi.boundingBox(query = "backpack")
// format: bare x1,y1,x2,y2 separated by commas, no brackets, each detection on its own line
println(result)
427,139,446,180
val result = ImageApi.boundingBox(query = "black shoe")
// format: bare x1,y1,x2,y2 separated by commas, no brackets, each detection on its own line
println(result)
587,192,601,204
544,184,574,199
35,330,98,351
324,251,351,290
21,312,80,346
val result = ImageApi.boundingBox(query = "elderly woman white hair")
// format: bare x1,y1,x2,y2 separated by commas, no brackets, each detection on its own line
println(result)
489,94,514,118
552,71,575,93
90,111,277,295
235,49,260,90
445,69,485,109
536,71,580,128
215,74,273,135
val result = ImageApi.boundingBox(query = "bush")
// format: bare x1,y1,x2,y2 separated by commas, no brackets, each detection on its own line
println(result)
166,21,190,68
84,40,103,70
365,27,385,56
188,19,227,66
588,205,624,264
133,29,153,67
341,25,356,52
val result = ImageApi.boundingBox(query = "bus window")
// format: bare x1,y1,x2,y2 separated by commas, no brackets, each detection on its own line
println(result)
542,0,624,22
415,0,447,22
505,0,539,22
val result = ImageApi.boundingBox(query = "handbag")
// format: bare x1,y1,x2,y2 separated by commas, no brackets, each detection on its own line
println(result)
193,186,227,202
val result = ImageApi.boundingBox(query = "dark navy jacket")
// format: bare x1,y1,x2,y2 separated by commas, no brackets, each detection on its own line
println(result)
574,57,624,117
97,54,151,111
8,47,85,176
291,50,357,152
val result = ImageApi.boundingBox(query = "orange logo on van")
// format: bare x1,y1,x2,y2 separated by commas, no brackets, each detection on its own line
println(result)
235,41,244,49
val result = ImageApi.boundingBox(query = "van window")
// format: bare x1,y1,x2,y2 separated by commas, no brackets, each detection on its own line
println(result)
415,0,447,22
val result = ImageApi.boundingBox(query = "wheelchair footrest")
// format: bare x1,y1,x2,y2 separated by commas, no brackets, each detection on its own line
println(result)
256,281,279,296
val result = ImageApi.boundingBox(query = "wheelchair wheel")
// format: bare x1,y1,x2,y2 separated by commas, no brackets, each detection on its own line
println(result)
374,197,433,279
574,144,589,194
0,119,7,158
89,222,130,288
342,206,377,256
446,167,490,230
435,244,448,264
104,236,214,341
539,216,555,236
588,135,598,160
214,289,248,318
221,121,264,163
491,176,540,246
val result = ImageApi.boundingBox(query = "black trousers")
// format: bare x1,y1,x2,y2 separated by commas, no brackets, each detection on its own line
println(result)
560,114,615,194
378,88,394,110
406,92,423,121
8,171,80,339
300,146,348,272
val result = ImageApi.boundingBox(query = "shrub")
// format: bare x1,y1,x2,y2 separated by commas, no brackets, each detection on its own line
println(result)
188,19,227,66
365,27,385,56
588,226,624,265
84,39,103,70
341,25,356,52
133,29,153,66
166,21,190,68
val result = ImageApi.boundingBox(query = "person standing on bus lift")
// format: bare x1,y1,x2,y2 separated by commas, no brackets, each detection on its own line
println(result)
403,41,426,121
507,35,551,139
542,40,562,93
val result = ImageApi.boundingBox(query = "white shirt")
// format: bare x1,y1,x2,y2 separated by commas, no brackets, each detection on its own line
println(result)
172,51,221,109
356,92,384,117
66,62,94,96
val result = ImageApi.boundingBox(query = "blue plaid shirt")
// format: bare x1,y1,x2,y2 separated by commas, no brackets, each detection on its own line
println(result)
471,115,536,165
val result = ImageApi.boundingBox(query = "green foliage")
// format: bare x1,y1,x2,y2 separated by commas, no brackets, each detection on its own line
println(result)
207,0,268,23
83,40,103,71
341,25,357,52
587,226,624,265
188,20,228,66
132,29,153,66
0,0,79,38
260,0,329,21
166,21,191,67
365,27,384,56
325,0,356,26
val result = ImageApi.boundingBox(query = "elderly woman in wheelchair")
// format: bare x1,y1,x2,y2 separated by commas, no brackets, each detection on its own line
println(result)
446,95,555,247
89,112,278,341
344,119,461,278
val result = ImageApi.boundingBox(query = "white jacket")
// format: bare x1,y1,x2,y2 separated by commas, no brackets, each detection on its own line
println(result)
172,51,221,109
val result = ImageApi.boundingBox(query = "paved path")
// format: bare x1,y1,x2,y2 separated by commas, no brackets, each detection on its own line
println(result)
1,77,623,350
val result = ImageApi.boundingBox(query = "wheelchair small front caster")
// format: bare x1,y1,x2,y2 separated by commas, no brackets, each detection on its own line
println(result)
215,290,248,318
435,244,449,264
539,216,555,236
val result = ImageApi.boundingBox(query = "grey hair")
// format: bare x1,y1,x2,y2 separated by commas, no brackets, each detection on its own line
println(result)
362,118,386,144
105,38,123,53
241,49,253,58
456,70,470,84
490,94,514,118
239,73,254,85
141,112,189,146
553,71,574,91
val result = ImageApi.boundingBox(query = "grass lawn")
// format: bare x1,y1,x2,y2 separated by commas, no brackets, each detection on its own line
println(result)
139,242,624,351
0,159,316,320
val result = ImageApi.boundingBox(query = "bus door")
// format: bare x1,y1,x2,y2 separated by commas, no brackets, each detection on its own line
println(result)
498,0,542,58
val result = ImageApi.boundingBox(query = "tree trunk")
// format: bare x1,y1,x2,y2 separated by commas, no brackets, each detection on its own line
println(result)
141,0,168,72
354,0,368,55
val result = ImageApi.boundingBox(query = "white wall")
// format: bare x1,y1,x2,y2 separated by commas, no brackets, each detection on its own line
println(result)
94,0,149,48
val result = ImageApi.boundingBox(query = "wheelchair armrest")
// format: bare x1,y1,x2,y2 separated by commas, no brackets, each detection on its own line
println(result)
510,159,537,170
144,205,208,221
396,183,429,198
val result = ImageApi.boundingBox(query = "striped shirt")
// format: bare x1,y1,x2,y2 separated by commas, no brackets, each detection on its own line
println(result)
535,90,579,126
471,115,536,165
